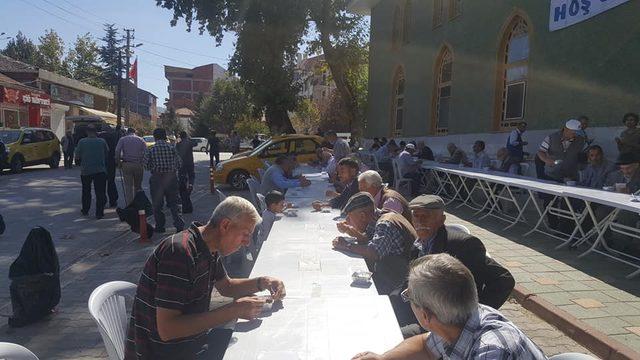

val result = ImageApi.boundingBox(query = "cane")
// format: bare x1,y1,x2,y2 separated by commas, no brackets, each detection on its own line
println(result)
118,165,128,205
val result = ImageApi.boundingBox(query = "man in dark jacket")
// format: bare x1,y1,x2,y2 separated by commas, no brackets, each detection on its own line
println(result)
99,128,120,208
207,130,220,167
176,131,195,214
396,195,515,336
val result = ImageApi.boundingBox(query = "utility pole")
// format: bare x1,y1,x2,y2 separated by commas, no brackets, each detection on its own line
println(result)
116,50,123,127
123,28,134,126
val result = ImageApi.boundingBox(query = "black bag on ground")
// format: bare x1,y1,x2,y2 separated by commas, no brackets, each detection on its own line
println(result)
116,190,154,236
8,226,61,327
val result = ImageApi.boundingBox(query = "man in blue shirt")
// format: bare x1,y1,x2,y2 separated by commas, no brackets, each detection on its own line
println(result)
259,155,311,195
75,125,109,219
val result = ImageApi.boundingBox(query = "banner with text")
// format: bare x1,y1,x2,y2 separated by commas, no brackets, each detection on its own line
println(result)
549,0,630,31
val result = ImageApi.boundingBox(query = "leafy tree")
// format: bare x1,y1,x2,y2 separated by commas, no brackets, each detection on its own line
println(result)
291,98,320,134
1,31,42,66
159,108,184,136
234,117,270,138
155,0,368,134
66,34,105,89
190,78,254,136
99,24,122,88
37,29,68,75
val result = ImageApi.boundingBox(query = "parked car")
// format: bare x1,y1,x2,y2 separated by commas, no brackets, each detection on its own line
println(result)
0,128,61,173
143,136,155,148
191,137,208,152
213,134,323,190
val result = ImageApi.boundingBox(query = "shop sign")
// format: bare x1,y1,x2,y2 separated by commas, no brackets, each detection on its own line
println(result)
50,84,94,108
0,86,51,106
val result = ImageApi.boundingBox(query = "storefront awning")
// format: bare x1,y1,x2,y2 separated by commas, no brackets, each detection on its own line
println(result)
79,106,118,125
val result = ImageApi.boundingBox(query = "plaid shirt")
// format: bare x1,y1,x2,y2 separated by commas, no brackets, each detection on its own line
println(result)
143,140,182,173
426,305,547,360
368,219,409,258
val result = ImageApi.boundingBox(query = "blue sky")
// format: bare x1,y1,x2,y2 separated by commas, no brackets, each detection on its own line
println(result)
0,0,239,105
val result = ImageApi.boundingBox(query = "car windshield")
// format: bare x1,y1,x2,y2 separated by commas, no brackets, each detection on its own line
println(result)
0,130,22,144
250,137,274,156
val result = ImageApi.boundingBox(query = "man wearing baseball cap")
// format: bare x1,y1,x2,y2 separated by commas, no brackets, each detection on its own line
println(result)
397,142,423,195
389,195,515,337
535,118,585,182
332,192,417,294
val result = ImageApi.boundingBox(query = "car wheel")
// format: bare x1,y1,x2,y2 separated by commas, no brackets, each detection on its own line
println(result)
228,170,249,191
11,155,24,174
201,147,207,152
49,152,61,169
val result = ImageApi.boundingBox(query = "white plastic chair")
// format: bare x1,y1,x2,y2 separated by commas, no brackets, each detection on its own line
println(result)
0,343,39,360
392,159,412,195
246,178,260,209
88,281,137,360
549,354,597,360
446,224,471,235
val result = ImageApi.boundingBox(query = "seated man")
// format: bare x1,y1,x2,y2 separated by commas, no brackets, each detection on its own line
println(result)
313,158,360,211
579,145,616,189
332,192,417,294
468,140,491,169
416,141,434,161
358,170,411,221
352,254,547,360
259,155,311,194
125,197,286,360
603,152,640,253
493,147,521,174
397,143,423,195
442,142,467,165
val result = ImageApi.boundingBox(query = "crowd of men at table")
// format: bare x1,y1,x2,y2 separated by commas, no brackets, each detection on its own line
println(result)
123,120,640,359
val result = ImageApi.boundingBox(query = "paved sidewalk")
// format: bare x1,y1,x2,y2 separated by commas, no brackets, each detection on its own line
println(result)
446,206,640,356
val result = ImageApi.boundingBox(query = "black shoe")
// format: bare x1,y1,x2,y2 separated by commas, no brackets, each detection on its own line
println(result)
110,203,118,208
96,214,104,220
81,210,89,216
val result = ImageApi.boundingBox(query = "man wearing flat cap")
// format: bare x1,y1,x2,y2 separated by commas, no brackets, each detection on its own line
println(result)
392,195,515,336
333,192,417,294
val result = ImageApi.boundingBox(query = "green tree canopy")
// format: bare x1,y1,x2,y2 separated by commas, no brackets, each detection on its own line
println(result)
190,77,255,137
66,34,105,89
99,24,122,88
1,31,42,66
37,29,68,75
234,117,270,139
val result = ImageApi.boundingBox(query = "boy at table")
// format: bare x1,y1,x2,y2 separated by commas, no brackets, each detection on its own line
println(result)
312,157,361,211
124,196,286,360
256,190,286,245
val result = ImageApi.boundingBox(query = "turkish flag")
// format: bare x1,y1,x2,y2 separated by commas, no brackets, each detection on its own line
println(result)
129,58,138,84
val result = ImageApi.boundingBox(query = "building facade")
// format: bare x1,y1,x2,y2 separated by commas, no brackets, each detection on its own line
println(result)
164,63,227,110
295,54,337,111
351,0,639,157
120,80,159,124
0,73,51,129
0,54,114,139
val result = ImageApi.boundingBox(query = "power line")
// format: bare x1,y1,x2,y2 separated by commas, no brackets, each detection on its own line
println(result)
40,0,103,30
59,0,113,24
19,0,96,33
137,48,198,67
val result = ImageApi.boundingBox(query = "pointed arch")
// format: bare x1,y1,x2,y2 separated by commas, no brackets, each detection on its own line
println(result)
391,66,406,136
431,44,453,135
493,11,532,130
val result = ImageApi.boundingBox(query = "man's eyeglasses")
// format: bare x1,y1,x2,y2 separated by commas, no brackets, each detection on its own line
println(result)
401,288,412,303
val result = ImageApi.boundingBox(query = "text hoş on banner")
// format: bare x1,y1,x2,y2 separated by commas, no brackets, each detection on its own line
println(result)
549,0,631,31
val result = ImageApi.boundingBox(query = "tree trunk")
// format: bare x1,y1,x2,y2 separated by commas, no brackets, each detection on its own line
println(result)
265,104,295,134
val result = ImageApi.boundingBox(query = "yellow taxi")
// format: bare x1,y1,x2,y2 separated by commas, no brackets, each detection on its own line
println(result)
143,135,155,148
213,134,323,190
0,128,61,173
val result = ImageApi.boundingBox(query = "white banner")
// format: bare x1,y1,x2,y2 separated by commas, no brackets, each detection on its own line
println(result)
549,0,631,31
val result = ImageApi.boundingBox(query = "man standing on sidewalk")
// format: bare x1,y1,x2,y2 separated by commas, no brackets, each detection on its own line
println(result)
115,128,147,205
207,130,220,167
176,131,195,214
61,130,75,169
99,127,119,208
144,128,185,233
75,125,108,219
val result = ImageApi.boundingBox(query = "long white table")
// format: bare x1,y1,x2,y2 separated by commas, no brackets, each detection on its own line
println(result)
224,169,403,359
420,162,640,278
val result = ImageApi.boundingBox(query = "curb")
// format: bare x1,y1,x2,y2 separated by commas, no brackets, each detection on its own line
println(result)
512,284,639,360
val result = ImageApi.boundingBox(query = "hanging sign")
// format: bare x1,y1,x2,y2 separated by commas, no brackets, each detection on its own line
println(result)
549,0,631,31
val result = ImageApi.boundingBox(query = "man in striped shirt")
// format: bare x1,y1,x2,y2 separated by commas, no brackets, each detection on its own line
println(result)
125,196,286,360
352,254,546,360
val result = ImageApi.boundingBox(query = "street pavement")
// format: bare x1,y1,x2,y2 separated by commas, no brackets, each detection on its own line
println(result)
0,153,593,358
